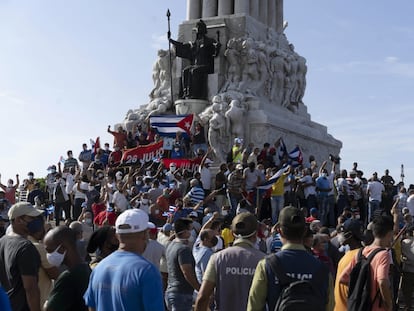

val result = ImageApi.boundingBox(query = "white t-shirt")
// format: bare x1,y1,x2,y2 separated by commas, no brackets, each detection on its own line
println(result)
299,175,316,198
406,195,414,216
367,181,384,202
199,166,211,191
72,182,88,200
243,168,261,190
112,191,129,212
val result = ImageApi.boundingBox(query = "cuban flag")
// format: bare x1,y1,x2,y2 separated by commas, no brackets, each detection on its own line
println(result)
150,114,194,137
278,138,288,162
288,146,303,167
257,165,289,190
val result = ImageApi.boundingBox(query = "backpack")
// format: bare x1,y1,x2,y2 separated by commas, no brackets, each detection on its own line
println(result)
347,247,385,311
267,254,325,311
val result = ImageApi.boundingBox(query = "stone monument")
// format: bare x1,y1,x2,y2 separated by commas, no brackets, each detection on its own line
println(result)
118,0,342,164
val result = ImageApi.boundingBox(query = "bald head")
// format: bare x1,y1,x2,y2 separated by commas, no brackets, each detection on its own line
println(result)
44,226,77,250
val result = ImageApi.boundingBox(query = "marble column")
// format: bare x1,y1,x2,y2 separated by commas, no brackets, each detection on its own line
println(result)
218,0,233,16
259,0,268,25
202,0,218,18
234,0,249,15
275,0,283,33
187,0,202,20
267,0,276,28
249,0,259,20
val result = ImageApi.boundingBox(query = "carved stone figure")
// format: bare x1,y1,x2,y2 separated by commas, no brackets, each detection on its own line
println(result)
225,99,246,141
222,38,241,91
169,20,221,100
208,102,227,163
149,49,175,100
269,49,288,104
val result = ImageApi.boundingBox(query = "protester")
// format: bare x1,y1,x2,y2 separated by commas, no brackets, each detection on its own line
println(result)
84,209,164,310
43,226,91,311
195,212,265,311
0,202,43,311
247,206,332,311
339,215,394,311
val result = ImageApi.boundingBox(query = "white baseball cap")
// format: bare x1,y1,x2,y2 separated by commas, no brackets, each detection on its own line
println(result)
115,209,149,234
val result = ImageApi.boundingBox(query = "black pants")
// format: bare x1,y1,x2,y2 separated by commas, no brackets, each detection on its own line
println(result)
55,200,71,225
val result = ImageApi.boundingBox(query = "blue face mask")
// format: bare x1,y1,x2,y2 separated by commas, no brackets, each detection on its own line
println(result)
26,217,44,234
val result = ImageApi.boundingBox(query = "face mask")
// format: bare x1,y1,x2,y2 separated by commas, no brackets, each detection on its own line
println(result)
355,214,361,219
51,169,56,173
210,236,218,247
46,245,66,267
28,175,34,180
136,180,142,186
26,218,44,234
337,233,346,245
7,183,13,187
263,230,269,237
88,186,95,191
260,170,265,174
141,199,149,204
174,148,180,152
321,173,327,178
116,175,122,181
146,171,152,177
222,210,228,216
84,218,92,225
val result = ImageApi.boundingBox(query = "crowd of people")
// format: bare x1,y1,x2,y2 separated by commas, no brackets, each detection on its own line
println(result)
0,121,414,311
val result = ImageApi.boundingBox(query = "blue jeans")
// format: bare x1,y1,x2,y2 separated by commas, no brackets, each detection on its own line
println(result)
271,195,284,225
165,291,193,311
369,200,381,221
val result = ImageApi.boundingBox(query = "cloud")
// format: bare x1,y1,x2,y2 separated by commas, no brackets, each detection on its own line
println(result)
151,33,168,51
0,90,28,106
322,56,414,78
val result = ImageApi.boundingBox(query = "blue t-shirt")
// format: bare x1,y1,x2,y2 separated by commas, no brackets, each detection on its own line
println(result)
0,286,11,311
316,176,330,198
84,250,164,311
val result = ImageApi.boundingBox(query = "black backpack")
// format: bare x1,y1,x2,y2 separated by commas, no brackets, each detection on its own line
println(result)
347,247,385,311
267,255,325,311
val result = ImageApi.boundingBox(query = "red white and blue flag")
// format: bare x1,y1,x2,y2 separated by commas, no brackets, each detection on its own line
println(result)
288,146,303,167
257,165,289,190
278,138,288,162
149,114,194,137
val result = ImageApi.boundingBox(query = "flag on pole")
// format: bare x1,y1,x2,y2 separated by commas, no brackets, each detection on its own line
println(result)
257,165,289,190
288,146,303,167
94,137,100,154
149,114,194,137
278,138,288,162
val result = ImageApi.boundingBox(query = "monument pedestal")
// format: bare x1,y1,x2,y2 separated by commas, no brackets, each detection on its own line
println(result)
174,99,209,115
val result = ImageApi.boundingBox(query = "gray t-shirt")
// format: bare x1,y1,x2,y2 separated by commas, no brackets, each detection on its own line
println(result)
165,240,195,294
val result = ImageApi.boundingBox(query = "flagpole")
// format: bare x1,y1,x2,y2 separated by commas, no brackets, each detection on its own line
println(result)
166,9,174,106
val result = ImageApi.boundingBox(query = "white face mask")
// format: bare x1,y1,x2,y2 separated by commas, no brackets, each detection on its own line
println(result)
136,180,142,186
46,245,66,267
222,210,228,216
88,186,95,191
141,199,149,204
28,175,34,180
263,230,269,237
84,218,92,225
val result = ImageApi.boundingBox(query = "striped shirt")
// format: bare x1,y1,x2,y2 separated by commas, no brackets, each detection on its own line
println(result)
186,186,205,205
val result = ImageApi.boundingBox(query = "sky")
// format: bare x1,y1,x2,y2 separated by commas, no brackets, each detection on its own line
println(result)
0,0,413,185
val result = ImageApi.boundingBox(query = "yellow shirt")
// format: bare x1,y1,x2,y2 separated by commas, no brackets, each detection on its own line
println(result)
334,249,359,311
271,174,287,196
221,228,235,248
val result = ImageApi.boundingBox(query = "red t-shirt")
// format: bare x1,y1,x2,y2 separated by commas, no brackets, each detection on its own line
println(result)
94,210,116,227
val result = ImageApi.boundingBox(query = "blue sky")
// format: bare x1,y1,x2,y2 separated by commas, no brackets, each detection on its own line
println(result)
0,1,413,186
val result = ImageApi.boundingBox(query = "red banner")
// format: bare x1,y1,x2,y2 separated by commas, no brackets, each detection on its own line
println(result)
120,141,164,166
162,158,202,172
